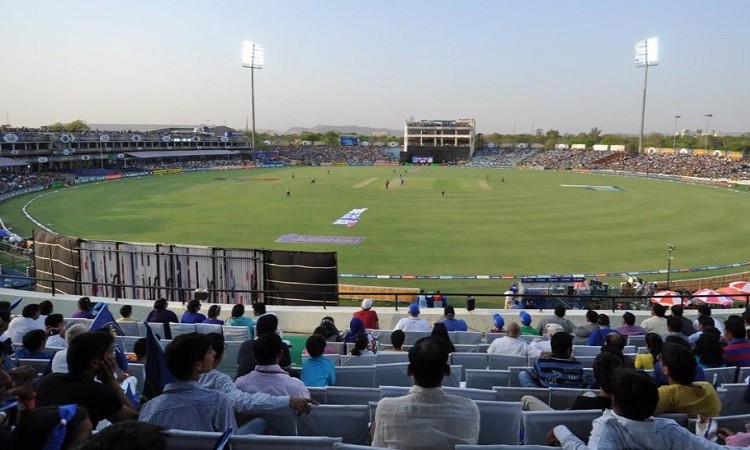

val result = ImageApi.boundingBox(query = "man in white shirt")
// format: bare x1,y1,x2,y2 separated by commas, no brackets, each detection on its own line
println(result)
393,303,431,332
45,314,67,348
528,323,564,356
373,336,480,449
7,303,44,344
487,322,539,358
235,333,310,399
641,303,669,335
50,324,89,373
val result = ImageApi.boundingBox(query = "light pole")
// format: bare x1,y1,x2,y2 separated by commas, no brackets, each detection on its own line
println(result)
672,115,681,153
666,244,675,291
635,38,658,153
242,41,264,150
704,113,713,152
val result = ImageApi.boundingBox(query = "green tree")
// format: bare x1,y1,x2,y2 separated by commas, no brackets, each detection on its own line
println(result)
64,119,89,132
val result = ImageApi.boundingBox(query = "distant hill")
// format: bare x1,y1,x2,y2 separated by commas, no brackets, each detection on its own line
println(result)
284,125,401,136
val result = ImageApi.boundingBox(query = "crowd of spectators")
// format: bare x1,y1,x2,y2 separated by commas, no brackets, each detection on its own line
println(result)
135,159,246,171
464,148,537,168
0,171,68,195
518,149,616,170
276,146,399,165
591,153,750,179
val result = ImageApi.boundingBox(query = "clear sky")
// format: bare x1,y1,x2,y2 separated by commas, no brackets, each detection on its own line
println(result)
2,0,748,135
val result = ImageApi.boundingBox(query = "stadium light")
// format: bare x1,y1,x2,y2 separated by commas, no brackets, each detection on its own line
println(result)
672,114,681,153
242,41,265,150
704,113,713,152
635,38,658,154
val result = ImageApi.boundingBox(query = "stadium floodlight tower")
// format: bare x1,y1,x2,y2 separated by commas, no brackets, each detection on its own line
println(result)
704,113,713,152
242,40,264,150
635,37,658,153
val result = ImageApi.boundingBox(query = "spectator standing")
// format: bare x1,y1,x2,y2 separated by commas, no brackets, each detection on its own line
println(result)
301,334,335,387
439,306,468,332
393,304,431,332
372,336,480,449
353,298,379,329
226,304,254,341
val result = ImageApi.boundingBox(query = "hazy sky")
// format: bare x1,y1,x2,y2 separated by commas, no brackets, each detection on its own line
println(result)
2,1,748,135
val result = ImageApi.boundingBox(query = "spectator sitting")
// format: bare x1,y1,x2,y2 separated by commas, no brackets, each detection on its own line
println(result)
393,303,431,332
529,323,564,355
236,314,292,378
317,316,342,342
301,334,336,387
439,306,468,332
15,329,51,360
635,333,663,370
666,316,689,343
350,333,376,356
694,332,725,369
235,333,310,398
372,336,480,449
536,305,576,334
600,332,634,368
50,324,89,373
353,298,379,329
722,317,750,368
7,303,44,344
616,311,647,336
139,333,238,433
302,327,339,355
387,329,405,351
520,330,584,388
36,331,138,427
71,297,94,319
430,322,455,353
550,368,731,449
181,299,206,324
202,305,224,325
670,305,695,336
654,342,721,418
226,304,254,341
688,315,716,346
37,300,54,328
574,310,599,345
693,305,725,335
9,404,93,449
652,336,707,387
587,314,614,347
490,313,506,333
344,317,373,347
117,305,136,323
127,338,147,364
641,303,669,335
145,298,179,339
487,322,536,358
519,311,540,336
45,313,67,348
522,351,623,411
198,332,311,432
252,302,266,317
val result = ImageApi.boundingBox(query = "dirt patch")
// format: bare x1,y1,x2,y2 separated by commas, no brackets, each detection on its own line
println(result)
354,177,378,188
214,177,280,182
478,180,490,190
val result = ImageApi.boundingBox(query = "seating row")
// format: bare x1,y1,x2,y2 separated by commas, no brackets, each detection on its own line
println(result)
333,363,462,388
62,318,250,341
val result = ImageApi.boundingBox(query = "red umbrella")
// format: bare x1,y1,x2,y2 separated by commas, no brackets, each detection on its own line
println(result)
729,281,750,294
717,287,749,303
650,290,685,306
692,289,733,307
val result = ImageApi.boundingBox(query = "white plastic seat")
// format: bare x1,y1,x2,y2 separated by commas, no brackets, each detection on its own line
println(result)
572,345,601,357
168,323,197,337
704,366,738,386
374,363,411,387
443,386,499,401
451,353,489,381
195,323,223,334
475,400,522,444
222,325,250,341
339,355,376,367
375,352,408,364
454,331,483,345
325,386,380,405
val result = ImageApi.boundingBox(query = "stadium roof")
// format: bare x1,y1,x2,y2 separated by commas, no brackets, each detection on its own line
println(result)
125,150,240,159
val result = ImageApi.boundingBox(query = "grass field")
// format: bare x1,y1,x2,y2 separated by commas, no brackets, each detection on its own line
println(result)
1,166,749,297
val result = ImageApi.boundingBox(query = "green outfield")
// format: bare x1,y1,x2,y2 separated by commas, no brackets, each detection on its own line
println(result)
1,166,749,298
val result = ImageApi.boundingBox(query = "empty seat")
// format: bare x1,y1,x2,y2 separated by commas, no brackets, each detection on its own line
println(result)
164,429,225,450
169,323,197,337
465,369,510,390
122,336,142,353
717,384,750,416
522,409,602,445
218,341,243,378
444,365,462,388
374,363,411,387
475,400,522,445
704,366,738,386
375,352,409,364
336,366,376,388
222,325,250,341
548,387,599,410
454,331,483,345
138,322,165,339
443,386,499,401
627,335,646,348
572,345,600,357
195,323,223,334
297,404,370,445
325,386,380,405
339,355,376,367
117,321,139,336
231,434,341,449
128,362,145,393
403,331,431,345
486,332,506,344
452,353,489,381
494,386,549,403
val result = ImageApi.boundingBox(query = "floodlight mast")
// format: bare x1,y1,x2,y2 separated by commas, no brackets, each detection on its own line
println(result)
635,38,658,154
242,41,264,150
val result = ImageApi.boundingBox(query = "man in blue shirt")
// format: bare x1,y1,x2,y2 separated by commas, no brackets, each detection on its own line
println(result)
439,306,468,332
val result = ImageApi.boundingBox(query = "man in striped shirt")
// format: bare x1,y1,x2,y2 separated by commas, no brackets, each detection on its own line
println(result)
723,318,750,369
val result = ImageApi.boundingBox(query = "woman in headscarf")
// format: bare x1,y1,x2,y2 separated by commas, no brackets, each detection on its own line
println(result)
344,317,376,354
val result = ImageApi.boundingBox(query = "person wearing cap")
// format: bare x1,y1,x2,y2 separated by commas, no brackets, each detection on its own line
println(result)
519,311,541,336
438,306,467,332
393,304,431,332
490,313,505,333
503,286,517,309
353,298,379,329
